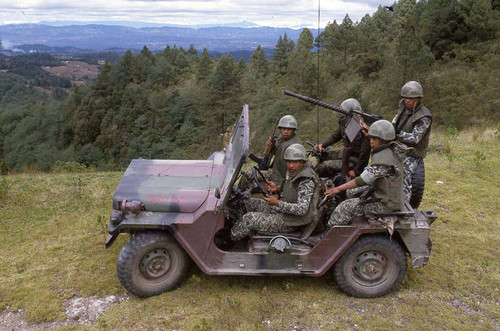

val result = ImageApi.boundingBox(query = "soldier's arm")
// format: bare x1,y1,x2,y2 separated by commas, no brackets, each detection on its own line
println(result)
355,164,395,186
397,117,432,146
321,127,342,147
276,178,315,216
391,113,399,125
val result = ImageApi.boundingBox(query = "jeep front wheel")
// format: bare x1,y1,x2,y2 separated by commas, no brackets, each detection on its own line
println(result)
117,232,189,298
332,235,407,298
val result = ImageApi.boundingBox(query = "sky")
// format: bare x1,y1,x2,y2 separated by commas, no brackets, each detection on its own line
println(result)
0,0,394,28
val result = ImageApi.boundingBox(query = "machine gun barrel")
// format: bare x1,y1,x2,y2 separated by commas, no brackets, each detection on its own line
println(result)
284,90,350,116
284,90,383,125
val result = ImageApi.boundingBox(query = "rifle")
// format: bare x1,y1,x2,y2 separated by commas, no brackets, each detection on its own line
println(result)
248,119,279,170
305,141,331,169
284,90,383,143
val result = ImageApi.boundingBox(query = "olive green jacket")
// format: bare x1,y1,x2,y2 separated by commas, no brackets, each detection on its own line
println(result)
280,166,320,226
393,102,432,158
270,134,301,184
371,144,405,211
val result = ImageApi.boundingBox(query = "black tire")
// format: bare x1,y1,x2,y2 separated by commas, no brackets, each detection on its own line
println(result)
410,159,425,209
117,232,189,298
332,235,407,298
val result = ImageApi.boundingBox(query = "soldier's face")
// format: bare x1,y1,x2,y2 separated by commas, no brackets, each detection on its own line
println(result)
280,128,294,140
369,137,381,149
403,97,420,110
286,160,305,175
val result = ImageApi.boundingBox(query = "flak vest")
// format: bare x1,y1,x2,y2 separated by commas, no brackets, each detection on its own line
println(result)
280,166,320,227
371,145,405,211
394,102,432,158
271,134,302,184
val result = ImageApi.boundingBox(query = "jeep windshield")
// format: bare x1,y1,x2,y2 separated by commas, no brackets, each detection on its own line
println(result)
216,105,249,210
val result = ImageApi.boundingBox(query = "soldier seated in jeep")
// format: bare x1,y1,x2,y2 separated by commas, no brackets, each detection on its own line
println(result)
310,120,406,243
230,143,320,241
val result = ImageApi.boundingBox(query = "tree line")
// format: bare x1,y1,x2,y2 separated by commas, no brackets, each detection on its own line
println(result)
0,0,498,172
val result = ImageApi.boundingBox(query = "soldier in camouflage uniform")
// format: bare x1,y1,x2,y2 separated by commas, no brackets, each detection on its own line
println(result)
239,115,301,189
322,120,405,227
268,115,302,184
314,99,370,179
231,144,319,241
392,81,432,200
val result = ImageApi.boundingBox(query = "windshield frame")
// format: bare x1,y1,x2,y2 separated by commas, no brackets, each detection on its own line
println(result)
216,105,249,209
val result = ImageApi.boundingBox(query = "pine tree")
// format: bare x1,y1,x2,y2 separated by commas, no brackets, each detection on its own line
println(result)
249,45,269,78
272,33,295,74
197,48,212,81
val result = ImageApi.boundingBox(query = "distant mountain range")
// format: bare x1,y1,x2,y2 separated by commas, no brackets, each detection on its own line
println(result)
0,23,312,57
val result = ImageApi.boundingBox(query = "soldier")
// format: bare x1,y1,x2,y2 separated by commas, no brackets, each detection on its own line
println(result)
392,81,432,202
268,115,302,185
310,120,404,235
238,115,301,190
231,144,319,241
314,98,371,179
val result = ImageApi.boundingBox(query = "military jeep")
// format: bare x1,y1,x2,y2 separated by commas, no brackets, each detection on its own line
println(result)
105,105,437,298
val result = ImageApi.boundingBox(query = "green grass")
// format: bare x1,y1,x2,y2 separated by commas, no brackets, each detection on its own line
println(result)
0,128,499,330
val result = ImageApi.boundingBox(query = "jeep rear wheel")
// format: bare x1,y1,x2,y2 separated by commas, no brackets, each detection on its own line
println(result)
117,232,189,298
333,235,407,298
410,159,425,209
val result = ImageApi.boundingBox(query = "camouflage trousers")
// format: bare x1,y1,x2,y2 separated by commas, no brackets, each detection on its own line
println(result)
230,198,293,241
314,149,354,178
327,198,389,227
403,156,420,201
315,160,344,178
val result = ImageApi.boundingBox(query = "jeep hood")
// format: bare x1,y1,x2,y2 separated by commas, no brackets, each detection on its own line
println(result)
112,105,249,213
113,159,218,213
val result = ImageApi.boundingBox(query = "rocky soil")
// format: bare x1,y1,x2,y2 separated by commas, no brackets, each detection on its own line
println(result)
0,294,129,330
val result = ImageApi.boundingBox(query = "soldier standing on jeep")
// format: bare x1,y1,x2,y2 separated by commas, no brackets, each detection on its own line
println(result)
392,81,432,203
314,120,405,233
314,98,371,179
231,144,319,241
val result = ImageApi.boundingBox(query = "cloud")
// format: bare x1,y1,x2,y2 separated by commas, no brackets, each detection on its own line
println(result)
0,0,388,27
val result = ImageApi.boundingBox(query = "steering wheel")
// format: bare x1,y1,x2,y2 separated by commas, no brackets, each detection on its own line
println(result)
251,166,272,196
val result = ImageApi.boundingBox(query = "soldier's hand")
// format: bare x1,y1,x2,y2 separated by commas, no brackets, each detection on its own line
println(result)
266,137,275,146
264,180,280,193
314,144,323,152
348,170,356,179
263,194,279,206
361,124,370,136
325,187,341,197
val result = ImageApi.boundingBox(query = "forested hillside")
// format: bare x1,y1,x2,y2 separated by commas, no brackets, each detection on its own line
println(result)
0,0,498,172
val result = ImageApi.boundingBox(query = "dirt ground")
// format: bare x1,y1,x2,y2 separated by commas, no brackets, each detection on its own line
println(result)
0,294,129,330
42,61,99,85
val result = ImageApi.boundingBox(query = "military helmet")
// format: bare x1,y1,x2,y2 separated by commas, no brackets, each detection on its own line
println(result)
340,98,362,112
278,115,298,130
368,120,396,141
284,143,308,161
401,81,423,98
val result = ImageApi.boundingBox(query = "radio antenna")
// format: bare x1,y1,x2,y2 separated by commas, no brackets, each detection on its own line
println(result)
316,0,321,143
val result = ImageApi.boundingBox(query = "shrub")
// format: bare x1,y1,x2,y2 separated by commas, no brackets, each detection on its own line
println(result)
51,160,87,173
0,176,9,199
